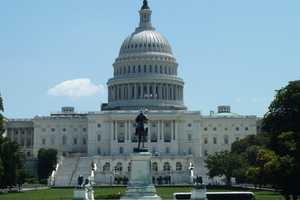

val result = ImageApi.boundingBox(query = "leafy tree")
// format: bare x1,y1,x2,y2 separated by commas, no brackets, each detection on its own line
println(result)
0,158,3,185
262,80,300,200
0,140,24,188
205,151,245,186
0,93,4,137
0,94,25,189
37,148,57,180
263,80,300,134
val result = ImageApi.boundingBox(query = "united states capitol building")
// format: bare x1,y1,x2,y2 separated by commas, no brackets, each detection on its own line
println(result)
5,1,258,186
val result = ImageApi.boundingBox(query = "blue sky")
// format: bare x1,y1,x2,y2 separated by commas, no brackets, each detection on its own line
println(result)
0,0,299,118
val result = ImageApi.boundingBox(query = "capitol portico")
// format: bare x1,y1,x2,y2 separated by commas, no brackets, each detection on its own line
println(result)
4,0,258,186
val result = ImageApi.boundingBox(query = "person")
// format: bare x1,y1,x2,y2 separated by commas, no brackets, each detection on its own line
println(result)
77,175,84,188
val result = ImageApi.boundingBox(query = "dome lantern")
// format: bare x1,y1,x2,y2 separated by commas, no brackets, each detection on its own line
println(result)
137,0,154,31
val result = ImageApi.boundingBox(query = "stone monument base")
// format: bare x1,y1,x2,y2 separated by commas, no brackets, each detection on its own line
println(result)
191,184,207,200
73,188,95,200
121,152,161,200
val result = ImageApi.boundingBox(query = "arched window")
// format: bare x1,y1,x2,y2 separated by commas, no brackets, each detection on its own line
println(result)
103,162,110,172
176,162,182,171
115,162,123,172
163,162,171,171
62,135,67,145
152,162,158,172
128,162,132,172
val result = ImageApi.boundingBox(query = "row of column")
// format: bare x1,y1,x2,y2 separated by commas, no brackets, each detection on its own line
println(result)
111,120,177,143
7,128,33,147
108,83,183,102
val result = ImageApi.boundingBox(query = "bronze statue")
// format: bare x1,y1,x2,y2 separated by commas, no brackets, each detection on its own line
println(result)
135,111,149,152
142,0,150,10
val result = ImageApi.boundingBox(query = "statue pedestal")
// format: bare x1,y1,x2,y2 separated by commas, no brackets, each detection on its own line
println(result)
73,188,95,200
121,152,161,200
191,184,207,200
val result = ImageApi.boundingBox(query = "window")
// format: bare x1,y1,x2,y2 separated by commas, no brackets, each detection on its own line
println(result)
176,162,182,171
188,148,192,155
151,132,158,143
224,135,229,145
245,127,249,131
83,138,87,145
144,65,147,73
163,162,171,171
204,138,208,144
97,134,101,142
83,128,87,132
213,137,217,144
62,135,67,145
119,147,124,154
97,148,101,155
213,127,217,131
118,132,125,143
97,124,101,128
188,123,192,127
51,128,55,132
103,162,110,172
42,138,46,145
236,137,240,141
204,128,208,131
62,128,66,132
224,128,228,131
152,162,158,172
188,134,192,141
236,127,240,131
204,150,208,156
74,138,78,145
51,137,55,145
115,162,123,172
166,147,170,154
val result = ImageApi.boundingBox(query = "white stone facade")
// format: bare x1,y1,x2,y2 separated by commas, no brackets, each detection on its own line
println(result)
4,1,258,185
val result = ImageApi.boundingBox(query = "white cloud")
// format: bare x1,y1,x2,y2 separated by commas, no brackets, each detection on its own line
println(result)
48,78,106,98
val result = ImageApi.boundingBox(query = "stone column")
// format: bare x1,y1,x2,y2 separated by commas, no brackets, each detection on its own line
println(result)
125,121,128,142
147,83,150,99
134,84,138,99
141,83,144,99
128,84,131,100
159,84,162,100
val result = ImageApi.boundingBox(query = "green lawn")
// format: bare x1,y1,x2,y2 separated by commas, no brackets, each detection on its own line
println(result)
0,187,287,200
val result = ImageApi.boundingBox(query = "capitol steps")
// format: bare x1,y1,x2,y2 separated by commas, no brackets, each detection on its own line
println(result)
70,157,94,186
54,157,79,187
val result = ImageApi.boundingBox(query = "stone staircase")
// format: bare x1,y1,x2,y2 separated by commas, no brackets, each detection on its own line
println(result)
54,157,79,187
53,156,94,187
70,157,94,186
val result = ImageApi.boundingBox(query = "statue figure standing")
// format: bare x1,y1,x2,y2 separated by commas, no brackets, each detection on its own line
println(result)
135,110,149,152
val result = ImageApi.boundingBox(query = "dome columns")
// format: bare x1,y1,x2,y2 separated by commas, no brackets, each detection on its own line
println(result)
108,83,183,102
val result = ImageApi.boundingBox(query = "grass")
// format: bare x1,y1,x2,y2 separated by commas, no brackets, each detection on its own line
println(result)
0,186,288,200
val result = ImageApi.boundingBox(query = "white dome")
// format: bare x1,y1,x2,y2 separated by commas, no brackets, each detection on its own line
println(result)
119,30,173,56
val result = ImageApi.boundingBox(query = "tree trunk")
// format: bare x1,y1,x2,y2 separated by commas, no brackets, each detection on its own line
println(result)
226,176,231,186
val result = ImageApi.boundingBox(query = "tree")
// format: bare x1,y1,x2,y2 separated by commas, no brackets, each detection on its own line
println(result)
0,93,4,136
205,151,245,186
0,94,25,189
37,149,57,180
262,80,300,200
